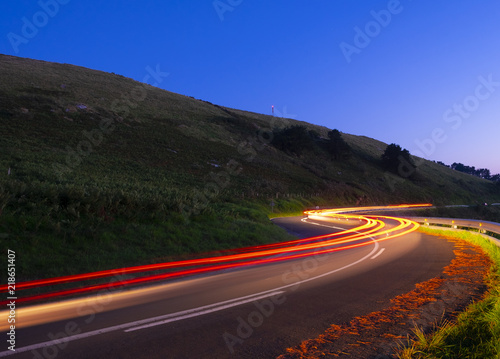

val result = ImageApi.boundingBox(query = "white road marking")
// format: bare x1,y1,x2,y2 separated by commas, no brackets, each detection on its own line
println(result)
125,291,285,332
300,217,349,232
0,291,284,357
371,248,385,259
0,219,380,357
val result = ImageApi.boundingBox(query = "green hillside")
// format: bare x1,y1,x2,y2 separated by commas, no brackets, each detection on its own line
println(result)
1,54,499,280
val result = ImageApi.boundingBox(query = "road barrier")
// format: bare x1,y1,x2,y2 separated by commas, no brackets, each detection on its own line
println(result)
408,216,500,247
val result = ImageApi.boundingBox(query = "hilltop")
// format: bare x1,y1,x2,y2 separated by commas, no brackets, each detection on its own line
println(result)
1,54,499,280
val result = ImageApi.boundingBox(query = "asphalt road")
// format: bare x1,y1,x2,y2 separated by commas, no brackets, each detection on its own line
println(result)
2,216,455,359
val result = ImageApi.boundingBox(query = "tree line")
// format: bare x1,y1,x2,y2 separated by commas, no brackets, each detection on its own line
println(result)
437,161,500,183
381,143,500,184
270,127,499,186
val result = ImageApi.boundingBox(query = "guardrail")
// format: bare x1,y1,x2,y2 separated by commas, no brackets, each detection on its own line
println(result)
406,216,500,247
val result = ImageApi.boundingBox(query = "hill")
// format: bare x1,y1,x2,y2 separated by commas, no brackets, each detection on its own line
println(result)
1,54,499,280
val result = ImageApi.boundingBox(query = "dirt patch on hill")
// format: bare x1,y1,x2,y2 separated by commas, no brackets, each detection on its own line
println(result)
276,236,492,359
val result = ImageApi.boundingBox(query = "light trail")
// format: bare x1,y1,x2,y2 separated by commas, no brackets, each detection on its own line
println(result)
0,204,428,306
1,219,378,293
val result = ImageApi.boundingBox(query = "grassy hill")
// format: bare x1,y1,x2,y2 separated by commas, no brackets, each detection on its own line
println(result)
1,54,499,281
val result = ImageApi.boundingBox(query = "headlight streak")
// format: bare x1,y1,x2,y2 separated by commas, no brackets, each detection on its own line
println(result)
0,205,428,306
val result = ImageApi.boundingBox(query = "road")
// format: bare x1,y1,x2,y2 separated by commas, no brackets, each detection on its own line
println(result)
1,215,455,359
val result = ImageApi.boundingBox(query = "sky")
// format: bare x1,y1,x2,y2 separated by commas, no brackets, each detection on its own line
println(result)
1,0,499,174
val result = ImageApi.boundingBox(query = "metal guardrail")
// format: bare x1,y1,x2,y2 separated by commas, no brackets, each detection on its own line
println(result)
407,216,500,247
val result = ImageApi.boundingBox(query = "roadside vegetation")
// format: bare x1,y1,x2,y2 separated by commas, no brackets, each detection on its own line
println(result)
397,227,500,358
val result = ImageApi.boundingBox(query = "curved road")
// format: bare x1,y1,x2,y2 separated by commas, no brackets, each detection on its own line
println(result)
1,215,455,359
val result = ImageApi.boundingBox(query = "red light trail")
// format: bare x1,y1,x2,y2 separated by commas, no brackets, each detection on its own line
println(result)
0,204,430,306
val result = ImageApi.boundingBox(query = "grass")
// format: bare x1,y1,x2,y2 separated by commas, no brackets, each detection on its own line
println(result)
397,227,500,359
0,195,298,282
1,54,499,284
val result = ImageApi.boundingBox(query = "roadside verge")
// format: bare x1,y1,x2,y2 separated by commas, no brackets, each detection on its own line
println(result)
396,227,500,358
276,227,499,358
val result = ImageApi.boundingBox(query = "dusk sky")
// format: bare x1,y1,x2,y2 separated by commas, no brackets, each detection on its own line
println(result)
2,0,499,174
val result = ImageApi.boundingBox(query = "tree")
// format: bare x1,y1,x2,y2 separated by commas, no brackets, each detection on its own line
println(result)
476,168,491,180
491,174,500,183
271,125,315,155
450,161,498,181
451,162,466,173
326,129,350,160
381,143,415,177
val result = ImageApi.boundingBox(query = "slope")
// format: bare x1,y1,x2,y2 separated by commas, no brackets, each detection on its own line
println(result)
0,54,498,280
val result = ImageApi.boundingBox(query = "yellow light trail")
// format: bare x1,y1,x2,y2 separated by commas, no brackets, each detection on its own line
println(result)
0,204,428,306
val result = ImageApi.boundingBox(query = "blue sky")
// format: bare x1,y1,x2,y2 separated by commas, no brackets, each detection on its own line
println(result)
1,0,499,174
